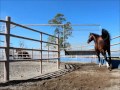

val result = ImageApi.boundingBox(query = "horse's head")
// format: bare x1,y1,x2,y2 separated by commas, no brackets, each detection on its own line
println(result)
87,33,94,44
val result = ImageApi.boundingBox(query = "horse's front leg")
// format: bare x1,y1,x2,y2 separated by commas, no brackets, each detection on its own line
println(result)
97,52,101,67
98,55,101,67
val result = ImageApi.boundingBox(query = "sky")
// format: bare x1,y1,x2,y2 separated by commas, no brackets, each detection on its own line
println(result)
0,0,120,51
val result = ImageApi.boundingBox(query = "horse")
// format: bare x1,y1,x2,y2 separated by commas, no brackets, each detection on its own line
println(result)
87,29,112,70
16,49,31,59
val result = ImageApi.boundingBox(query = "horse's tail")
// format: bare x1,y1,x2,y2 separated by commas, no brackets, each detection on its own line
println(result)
102,29,111,42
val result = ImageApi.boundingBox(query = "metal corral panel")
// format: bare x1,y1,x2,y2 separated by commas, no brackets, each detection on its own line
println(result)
65,50,96,55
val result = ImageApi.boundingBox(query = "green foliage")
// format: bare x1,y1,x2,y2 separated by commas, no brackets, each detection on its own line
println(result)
47,13,72,49
49,13,66,24
46,35,56,46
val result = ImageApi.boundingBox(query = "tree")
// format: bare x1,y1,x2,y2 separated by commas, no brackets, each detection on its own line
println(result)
19,41,25,48
47,13,72,49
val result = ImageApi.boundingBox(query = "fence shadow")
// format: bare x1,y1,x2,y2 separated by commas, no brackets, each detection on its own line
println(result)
0,70,62,87
0,64,78,87
0,72,57,87
111,59,120,69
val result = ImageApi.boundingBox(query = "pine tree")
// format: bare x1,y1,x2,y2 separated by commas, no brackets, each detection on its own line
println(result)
47,13,72,49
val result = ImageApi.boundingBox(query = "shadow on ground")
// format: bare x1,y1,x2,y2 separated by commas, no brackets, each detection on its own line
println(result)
0,64,79,87
112,59,120,69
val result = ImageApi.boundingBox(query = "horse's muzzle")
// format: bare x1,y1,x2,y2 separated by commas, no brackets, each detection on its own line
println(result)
87,40,90,44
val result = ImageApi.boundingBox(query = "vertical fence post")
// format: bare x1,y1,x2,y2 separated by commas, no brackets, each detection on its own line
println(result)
40,33,42,73
47,45,49,62
56,35,60,69
32,48,33,59
2,50,4,59
12,49,14,60
4,16,10,82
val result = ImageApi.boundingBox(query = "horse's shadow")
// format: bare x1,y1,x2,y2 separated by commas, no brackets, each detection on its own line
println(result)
111,59,120,69
98,58,120,69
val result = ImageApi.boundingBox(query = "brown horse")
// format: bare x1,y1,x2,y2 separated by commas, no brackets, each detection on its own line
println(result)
87,29,112,70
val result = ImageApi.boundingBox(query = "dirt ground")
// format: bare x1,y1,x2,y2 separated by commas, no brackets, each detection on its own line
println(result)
0,61,64,82
0,63,120,90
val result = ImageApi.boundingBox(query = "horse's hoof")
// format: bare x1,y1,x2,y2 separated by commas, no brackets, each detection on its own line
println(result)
108,67,112,71
99,63,101,67
106,62,109,68
108,64,112,71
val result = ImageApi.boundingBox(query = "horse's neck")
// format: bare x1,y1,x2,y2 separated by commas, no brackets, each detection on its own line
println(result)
92,35,99,43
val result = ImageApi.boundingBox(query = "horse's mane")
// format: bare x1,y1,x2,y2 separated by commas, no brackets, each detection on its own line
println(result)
91,29,111,41
102,29,111,41
91,33,100,38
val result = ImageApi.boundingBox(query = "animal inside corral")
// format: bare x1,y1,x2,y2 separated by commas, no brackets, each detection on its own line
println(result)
87,29,112,70
16,49,31,59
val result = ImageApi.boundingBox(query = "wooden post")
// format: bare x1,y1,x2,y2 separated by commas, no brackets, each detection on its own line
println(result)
40,33,42,73
56,35,60,69
4,16,10,82
12,49,14,60
47,45,49,62
32,48,33,59
2,50,4,59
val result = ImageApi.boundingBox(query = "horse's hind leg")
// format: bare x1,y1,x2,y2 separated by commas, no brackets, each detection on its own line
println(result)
107,50,112,70
101,50,109,68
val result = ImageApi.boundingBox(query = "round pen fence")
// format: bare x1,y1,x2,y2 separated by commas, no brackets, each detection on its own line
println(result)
0,16,60,82
60,24,120,61
61,35,120,62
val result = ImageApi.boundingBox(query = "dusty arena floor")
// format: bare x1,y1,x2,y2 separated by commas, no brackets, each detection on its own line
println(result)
0,62,120,90
0,61,64,82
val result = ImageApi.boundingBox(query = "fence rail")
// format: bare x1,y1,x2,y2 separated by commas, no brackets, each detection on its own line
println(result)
0,16,60,82
69,35,120,51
